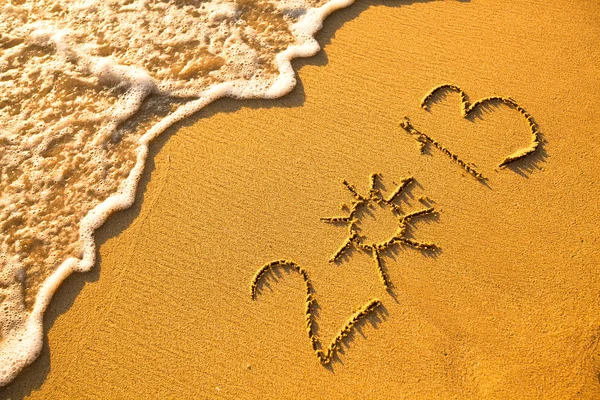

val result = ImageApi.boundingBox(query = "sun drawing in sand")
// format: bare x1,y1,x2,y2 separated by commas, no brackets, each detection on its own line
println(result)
321,173,437,290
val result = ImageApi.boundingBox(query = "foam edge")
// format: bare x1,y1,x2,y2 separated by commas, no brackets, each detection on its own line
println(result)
0,0,356,387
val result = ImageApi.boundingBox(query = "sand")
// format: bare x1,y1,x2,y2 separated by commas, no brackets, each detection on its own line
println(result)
2,0,600,398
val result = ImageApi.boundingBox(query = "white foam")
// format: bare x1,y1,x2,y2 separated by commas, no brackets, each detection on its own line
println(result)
0,0,357,386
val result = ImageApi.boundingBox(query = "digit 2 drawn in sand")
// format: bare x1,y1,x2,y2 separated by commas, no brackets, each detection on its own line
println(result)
321,173,437,290
250,174,437,365
251,260,382,366
400,84,541,180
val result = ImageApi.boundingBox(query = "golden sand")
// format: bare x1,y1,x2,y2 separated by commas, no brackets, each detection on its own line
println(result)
2,0,600,397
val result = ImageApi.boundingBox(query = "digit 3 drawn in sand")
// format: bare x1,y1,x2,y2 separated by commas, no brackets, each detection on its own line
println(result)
400,84,541,180
321,173,437,291
250,260,382,366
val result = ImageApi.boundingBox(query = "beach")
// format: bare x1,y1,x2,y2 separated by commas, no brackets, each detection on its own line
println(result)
1,0,600,398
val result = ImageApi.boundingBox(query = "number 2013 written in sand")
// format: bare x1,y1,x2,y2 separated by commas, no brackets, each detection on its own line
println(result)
249,84,542,366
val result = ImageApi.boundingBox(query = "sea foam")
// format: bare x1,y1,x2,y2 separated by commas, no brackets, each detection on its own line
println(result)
0,0,355,385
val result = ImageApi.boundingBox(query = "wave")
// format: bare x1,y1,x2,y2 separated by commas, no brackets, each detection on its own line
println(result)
0,0,359,386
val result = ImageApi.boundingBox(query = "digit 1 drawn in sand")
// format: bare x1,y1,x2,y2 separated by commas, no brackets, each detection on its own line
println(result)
250,260,382,366
400,117,486,181
400,84,541,179
321,173,438,291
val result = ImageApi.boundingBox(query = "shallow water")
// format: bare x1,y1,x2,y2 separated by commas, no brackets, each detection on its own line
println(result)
0,0,350,385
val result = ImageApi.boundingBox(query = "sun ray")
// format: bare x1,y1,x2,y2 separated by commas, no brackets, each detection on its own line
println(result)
398,237,437,250
370,246,391,290
342,180,367,201
368,172,380,199
320,216,351,223
384,177,414,204
330,231,356,263
402,206,436,221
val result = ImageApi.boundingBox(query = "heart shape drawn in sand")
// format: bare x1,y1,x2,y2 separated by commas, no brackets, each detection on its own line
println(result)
400,84,541,180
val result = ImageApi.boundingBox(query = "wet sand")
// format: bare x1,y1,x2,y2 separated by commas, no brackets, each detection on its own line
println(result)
2,0,600,398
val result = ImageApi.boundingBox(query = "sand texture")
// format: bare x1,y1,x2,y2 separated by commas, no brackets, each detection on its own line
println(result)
2,0,600,398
